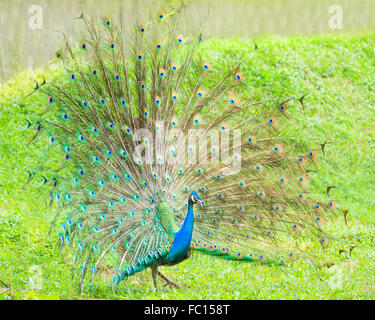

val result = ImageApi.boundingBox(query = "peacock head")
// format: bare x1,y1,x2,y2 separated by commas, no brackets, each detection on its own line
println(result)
189,191,203,207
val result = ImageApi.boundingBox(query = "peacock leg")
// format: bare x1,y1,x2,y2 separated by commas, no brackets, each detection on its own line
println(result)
157,271,181,289
151,265,158,291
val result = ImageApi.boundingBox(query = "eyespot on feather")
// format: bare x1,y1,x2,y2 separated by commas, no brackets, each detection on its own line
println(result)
156,40,162,50
297,156,306,165
279,177,288,184
104,17,111,27
157,10,165,20
307,150,317,159
235,72,243,80
228,96,238,105
159,68,165,78
246,135,256,145
197,89,204,98
258,191,266,198
266,117,276,126
155,96,161,106
273,143,282,153
177,34,183,43
297,193,306,200
172,91,178,101
313,203,322,212
279,103,287,112
202,62,210,70
328,200,336,209
298,176,306,186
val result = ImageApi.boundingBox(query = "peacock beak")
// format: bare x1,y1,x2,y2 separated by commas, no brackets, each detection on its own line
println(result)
198,200,203,208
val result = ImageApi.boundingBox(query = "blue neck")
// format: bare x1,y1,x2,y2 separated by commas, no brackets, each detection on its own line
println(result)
166,201,194,264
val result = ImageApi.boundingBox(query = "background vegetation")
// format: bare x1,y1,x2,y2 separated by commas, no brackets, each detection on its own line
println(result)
1,0,375,82
0,30,374,299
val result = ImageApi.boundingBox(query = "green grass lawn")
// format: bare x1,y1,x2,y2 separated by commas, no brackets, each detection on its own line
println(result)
0,32,374,300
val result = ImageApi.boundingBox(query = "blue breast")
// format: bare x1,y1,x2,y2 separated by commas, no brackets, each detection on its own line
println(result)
166,203,194,264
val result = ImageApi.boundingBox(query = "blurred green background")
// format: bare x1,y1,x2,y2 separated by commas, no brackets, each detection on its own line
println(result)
0,0,374,82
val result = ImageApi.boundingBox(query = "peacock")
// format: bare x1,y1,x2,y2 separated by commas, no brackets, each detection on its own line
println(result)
27,7,338,290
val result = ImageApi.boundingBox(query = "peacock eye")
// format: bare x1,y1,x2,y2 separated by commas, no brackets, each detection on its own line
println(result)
191,195,197,202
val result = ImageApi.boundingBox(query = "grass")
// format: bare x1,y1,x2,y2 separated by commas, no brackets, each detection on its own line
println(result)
0,31,375,299
2,0,375,83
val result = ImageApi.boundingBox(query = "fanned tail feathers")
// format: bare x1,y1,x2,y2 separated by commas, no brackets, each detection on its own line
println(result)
27,8,338,286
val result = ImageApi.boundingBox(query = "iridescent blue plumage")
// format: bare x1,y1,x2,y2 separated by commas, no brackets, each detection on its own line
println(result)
166,192,202,265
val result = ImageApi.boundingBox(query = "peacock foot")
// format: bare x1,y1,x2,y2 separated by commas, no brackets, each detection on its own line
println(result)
158,271,181,289
151,265,181,290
